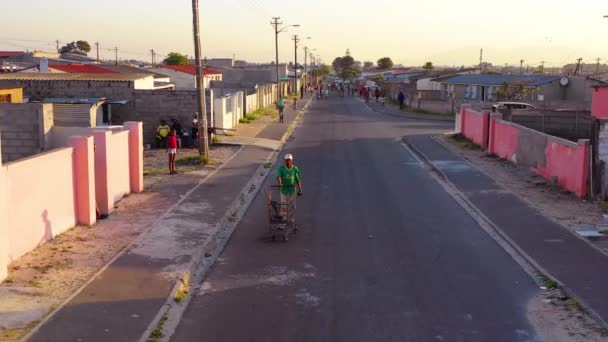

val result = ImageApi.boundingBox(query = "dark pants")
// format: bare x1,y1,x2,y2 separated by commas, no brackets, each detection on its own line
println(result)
399,100,404,109
279,107,284,123
156,135,167,148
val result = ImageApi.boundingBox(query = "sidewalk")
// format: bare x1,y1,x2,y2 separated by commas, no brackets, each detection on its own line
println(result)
365,98,455,122
23,96,313,342
405,134,608,326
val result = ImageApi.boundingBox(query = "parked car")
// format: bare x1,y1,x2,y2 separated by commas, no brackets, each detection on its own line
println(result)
492,102,536,110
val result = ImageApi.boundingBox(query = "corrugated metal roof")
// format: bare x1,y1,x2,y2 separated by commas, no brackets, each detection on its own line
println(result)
441,74,562,86
0,73,151,81
159,65,222,76
0,51,26,58
50,64,120,74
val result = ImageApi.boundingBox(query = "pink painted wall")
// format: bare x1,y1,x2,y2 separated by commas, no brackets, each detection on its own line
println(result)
108,131,131,203
70,136,96,226
93,131,112,214
488,115,518,161
5,148,76,261
591,87,608,119
124,122,144,193
461,106,489,149
535,139,590,197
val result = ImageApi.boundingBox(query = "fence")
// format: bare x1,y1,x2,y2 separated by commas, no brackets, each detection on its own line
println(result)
508,110,593,142
0,122,144,281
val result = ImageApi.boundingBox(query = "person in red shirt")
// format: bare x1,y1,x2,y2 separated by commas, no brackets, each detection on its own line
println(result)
167,129,178,174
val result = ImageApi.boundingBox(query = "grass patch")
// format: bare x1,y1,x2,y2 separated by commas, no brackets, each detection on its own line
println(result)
543,279,558,290
147,314,168,341
176,155,210,167
212,135,221,144
239,117,251,124
450,133,482,151
263,162,272,169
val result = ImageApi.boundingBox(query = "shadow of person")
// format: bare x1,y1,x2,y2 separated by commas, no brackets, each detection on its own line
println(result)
40,210,53,246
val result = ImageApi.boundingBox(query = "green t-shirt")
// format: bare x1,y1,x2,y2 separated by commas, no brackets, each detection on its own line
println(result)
277,164,301,194
277,98,285,108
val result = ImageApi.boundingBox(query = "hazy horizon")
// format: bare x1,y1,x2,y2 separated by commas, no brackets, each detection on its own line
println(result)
2,0,608,68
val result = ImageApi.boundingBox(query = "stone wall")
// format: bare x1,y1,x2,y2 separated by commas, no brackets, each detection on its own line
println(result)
0,103,53,163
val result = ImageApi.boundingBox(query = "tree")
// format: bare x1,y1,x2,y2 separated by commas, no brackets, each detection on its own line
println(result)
163,52,188,65
317,65,332,77
423,62,434,70
59,40,91,56
493,81,527,101
363,61,374,69
332,57,344,74
372,74,384,82
377,57,394,70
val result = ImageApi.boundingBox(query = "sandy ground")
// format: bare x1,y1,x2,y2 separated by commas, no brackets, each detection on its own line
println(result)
529,290,608,341
0,145,239,342
437,134,608,340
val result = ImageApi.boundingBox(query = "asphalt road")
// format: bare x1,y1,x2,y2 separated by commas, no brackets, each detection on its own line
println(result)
171,95,542,342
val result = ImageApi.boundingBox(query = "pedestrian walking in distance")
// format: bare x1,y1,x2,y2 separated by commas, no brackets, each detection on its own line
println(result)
293,97,298,110
167,129,179,174
398,91,406,109
375,88,381,102
277,97,285,123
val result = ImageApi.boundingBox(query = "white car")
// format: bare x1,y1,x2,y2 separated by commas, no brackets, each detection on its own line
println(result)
493,102,536,110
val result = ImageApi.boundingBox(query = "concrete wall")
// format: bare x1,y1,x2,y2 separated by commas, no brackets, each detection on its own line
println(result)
112,89,214,145
460,105,490,149
245,93,258,115
0,121,143,281
0,103,53,163
486,112,590,197
4,148,77,261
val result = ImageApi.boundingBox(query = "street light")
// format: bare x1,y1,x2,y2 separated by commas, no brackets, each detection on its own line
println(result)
271,17,300,99
304,47,316,90
292,36,310,96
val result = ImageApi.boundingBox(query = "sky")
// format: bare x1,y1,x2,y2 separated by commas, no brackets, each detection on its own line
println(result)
2,0,608,68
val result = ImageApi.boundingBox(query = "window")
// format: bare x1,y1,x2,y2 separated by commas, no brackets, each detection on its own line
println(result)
0,94,12,103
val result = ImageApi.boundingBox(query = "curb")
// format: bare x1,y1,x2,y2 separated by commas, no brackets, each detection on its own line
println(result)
139,95,314,342
402,136,608,330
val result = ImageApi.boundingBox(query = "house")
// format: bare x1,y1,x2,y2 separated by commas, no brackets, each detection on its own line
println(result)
436,74,604,109
152,65,222,90
0,85,23,103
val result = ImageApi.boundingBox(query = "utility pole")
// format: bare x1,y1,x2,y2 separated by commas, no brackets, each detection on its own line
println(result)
56,40,60,52
192,0,209,158
292,35,300,94
520,59,524,75
150,49,156,66
597,57,601,75
574,58,583,76
541,61,545,74
114,47,118,65
95,42,100,63
479,48,483,73
304,46,308,89
271,17,282,99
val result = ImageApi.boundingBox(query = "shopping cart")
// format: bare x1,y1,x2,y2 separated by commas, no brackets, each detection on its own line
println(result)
265,186,298,241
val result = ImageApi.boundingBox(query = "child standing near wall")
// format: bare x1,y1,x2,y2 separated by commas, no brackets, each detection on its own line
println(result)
167,129,178,174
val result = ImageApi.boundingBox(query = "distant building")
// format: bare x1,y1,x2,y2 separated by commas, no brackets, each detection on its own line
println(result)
152,65,222,89
0,85,23,103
